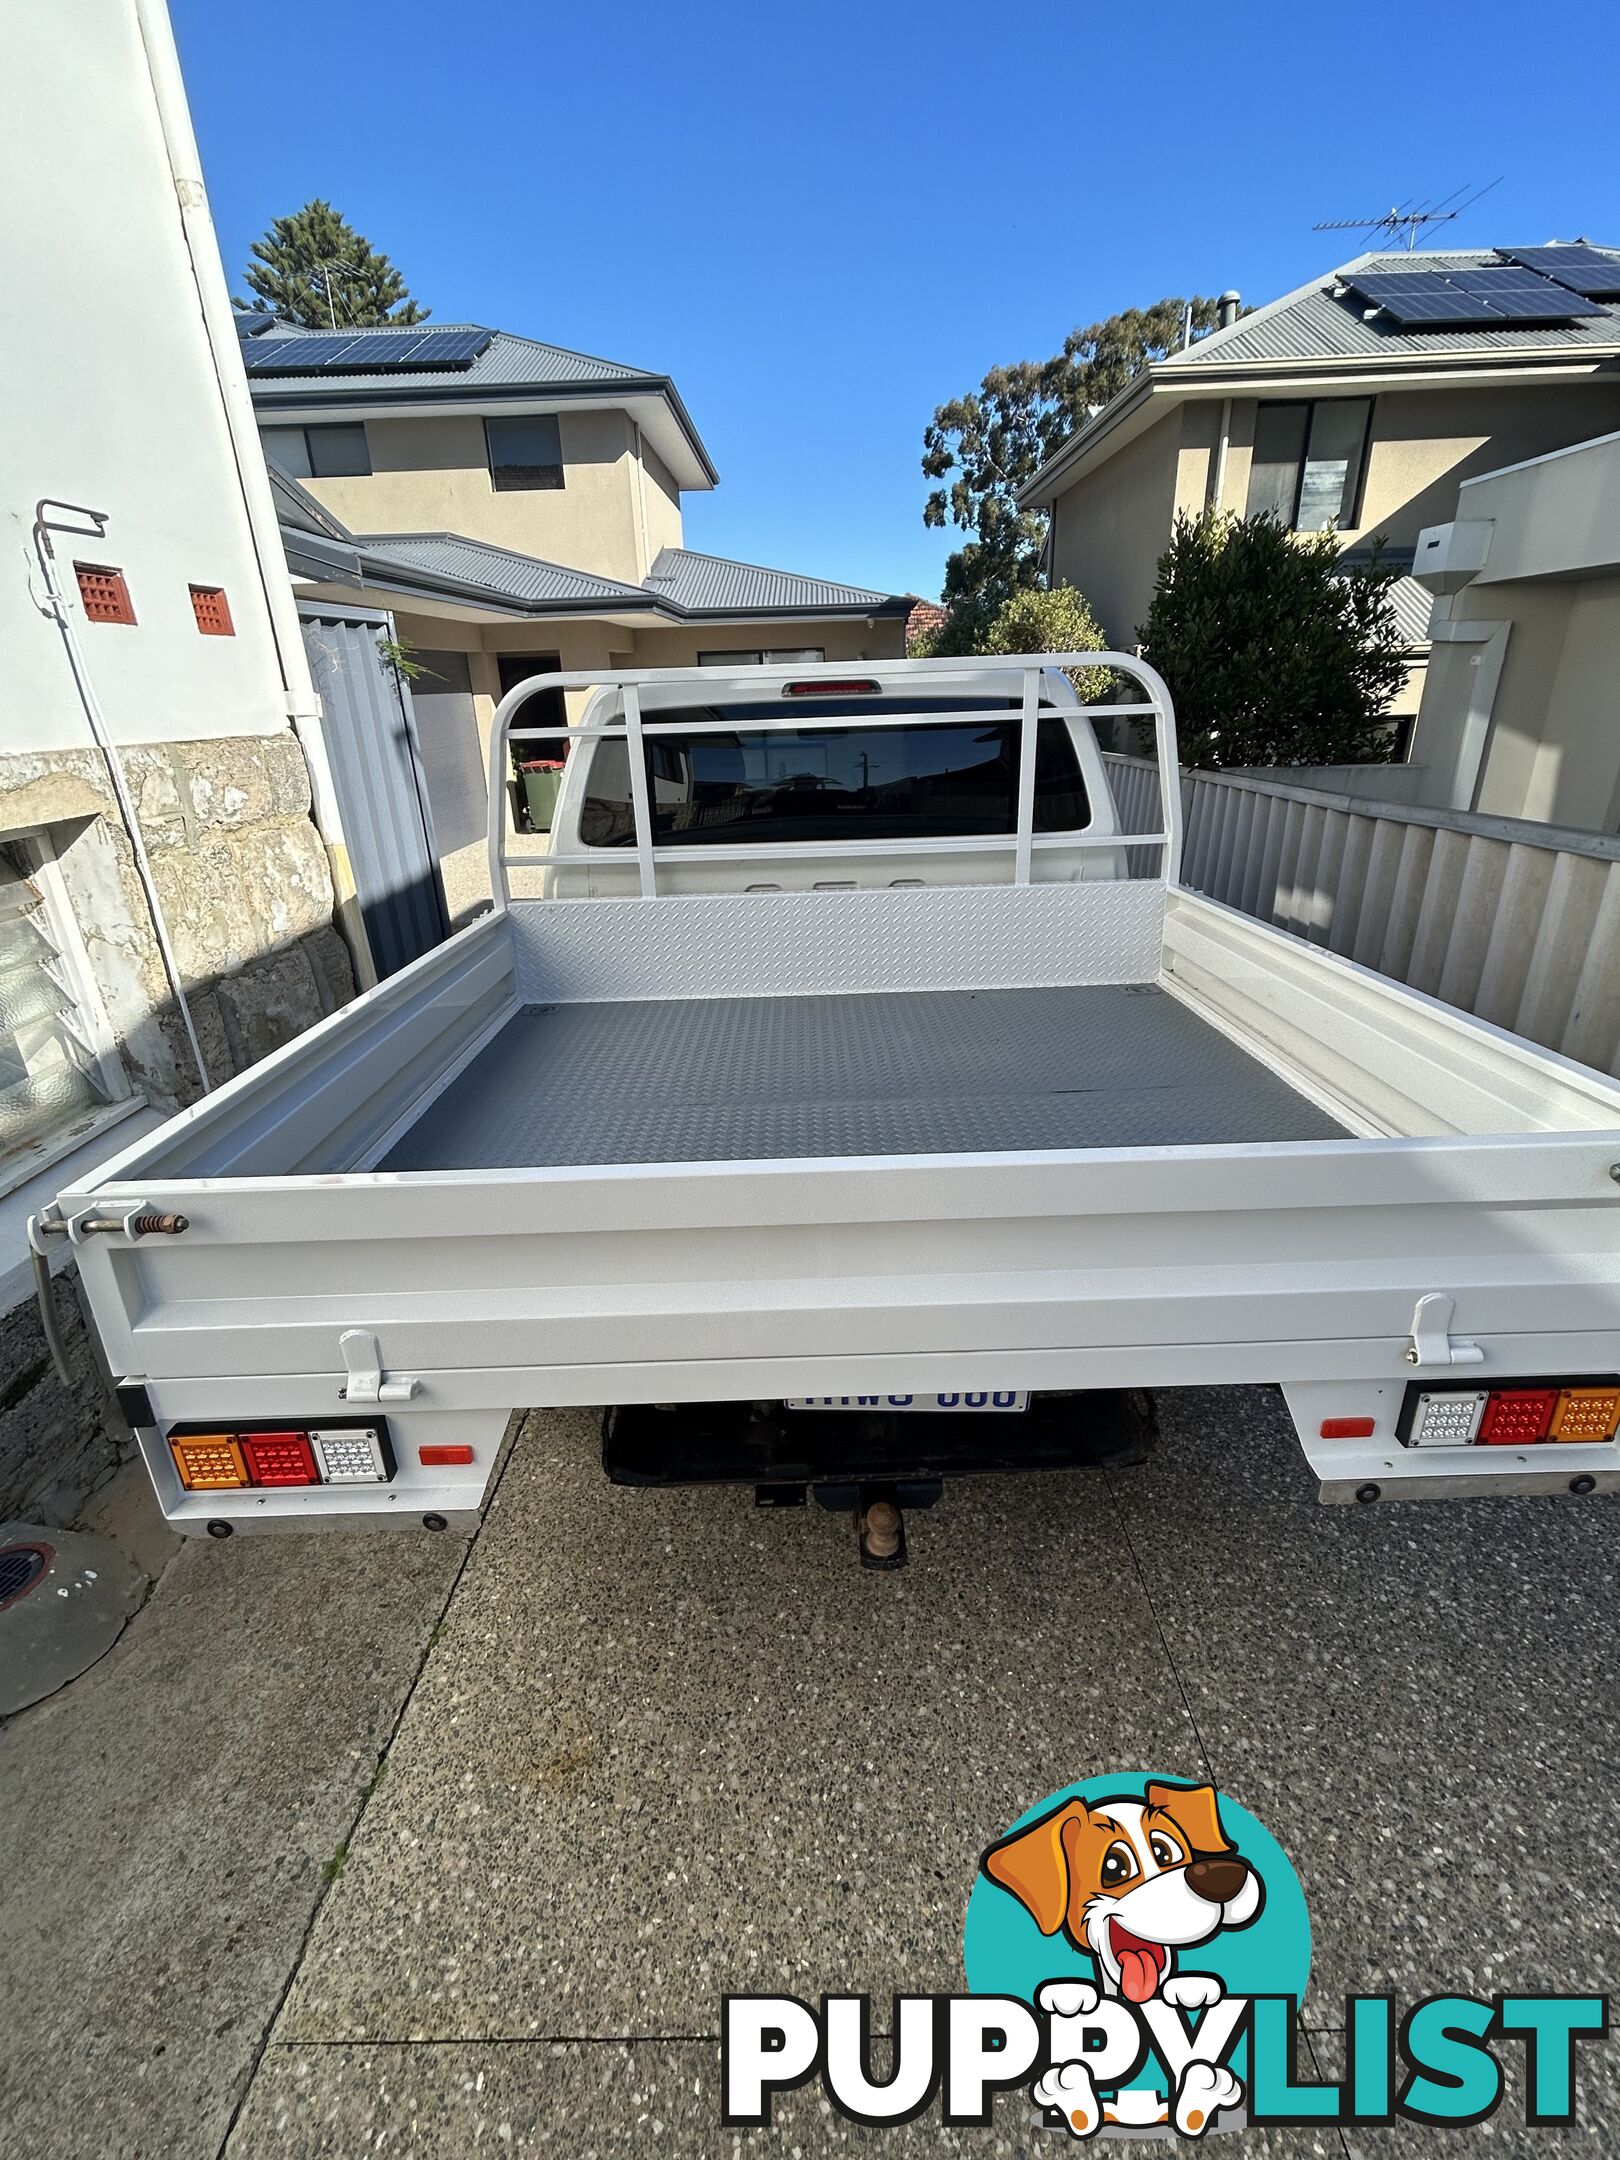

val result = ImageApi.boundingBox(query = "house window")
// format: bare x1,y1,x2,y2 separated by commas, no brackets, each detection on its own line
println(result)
261,423,372,479
189,585,235,636
73,563,136,625
0,835,132,1187
1246,399,1372,532
486,415,564,491
695,649,827,666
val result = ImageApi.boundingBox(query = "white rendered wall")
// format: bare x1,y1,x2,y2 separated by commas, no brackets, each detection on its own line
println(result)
0,2,290,751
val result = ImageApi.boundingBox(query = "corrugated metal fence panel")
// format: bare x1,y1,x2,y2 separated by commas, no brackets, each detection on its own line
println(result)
300,603,451,979
408,650,487,856
1102,753,1620,1078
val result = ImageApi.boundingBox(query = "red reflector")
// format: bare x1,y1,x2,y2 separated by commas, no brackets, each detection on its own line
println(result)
782,679,881,697
1319,1417,1376,1438
418,1444,474,1466
241,1431,318,1486
1478,1388,1558,1445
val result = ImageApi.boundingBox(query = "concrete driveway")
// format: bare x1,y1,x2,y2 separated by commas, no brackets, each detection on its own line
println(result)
3,1391,1616,2156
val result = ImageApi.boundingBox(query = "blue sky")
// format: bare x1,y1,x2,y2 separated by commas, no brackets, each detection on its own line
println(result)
173,0,1620,601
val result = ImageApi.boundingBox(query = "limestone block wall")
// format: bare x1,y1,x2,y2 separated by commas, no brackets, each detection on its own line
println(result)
1,728,354,1523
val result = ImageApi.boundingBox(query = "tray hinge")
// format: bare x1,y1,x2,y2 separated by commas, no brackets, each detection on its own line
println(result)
1404,1292,1484,1369
339,1328,421,1404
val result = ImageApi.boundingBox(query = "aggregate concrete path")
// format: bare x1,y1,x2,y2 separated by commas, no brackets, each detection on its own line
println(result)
4,1393,1617,2157
0,1512,468,2158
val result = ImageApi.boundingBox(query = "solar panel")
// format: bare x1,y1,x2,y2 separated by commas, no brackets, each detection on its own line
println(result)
243,327,494,374
1500,245,1620,299
242,334,359,371
234,310,277,338
1446,266,1602,319
1342,273,1502,325
413,328,495,365
340,333,435,368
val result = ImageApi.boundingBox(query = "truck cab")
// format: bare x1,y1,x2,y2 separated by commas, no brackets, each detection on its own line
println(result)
508,664,1125,897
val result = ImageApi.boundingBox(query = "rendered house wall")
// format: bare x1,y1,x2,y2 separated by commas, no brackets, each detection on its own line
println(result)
287,409,665,585
0,0,353,1523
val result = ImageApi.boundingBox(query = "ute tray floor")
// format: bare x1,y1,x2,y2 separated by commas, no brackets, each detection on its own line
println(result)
380,985,1345,1171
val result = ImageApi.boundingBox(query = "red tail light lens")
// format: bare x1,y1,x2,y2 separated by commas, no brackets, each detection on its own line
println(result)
418,1444,474,1466
782,679,881,697
241,1432,319,1486
1319,1416,1376,1438
1478,1389,1559,1445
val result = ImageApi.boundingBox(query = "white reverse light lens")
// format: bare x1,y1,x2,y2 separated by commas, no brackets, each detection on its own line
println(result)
311,1427,388,1483
1410,1391,1488,1446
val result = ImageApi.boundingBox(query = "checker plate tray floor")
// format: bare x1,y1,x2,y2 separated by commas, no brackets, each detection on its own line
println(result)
379,985,1345,1170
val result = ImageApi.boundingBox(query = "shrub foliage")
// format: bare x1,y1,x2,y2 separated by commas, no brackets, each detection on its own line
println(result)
1140,512,1407,769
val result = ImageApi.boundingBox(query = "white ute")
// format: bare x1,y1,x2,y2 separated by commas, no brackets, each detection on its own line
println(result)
34,654,1620,1541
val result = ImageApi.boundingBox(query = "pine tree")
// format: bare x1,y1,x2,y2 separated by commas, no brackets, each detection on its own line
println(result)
236,200,429,329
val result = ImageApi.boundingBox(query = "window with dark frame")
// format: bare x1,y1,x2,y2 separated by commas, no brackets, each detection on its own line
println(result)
486,414,564,491
259,422,372,479
1245,399,1372,532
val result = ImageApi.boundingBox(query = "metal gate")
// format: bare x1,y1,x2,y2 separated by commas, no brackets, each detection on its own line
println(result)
299,602,451,978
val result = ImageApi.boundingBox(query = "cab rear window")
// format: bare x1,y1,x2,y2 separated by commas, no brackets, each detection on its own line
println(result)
578,697,1090,849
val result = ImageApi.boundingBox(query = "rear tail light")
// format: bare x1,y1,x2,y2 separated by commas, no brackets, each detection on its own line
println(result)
1550,1386,1620,1441
1399,1379,1620,1450
241,1432,319,1486
170,1435,248,1490
782,679,881,697
166,1420,395,1490
310,1427,392,1484
1477,1389,1558,1445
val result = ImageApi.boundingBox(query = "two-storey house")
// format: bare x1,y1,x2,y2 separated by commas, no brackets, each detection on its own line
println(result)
1017,246,1620,740
243,316,910,905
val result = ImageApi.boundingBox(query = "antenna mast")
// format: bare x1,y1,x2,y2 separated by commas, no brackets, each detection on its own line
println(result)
1313,206,1458,252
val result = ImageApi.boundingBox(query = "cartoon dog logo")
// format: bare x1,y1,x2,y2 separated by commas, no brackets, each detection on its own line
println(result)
981,1779,1264,2136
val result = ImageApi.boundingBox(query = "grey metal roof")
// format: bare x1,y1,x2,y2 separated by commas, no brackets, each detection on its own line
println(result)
247,320,718,486
352,532,651,607
1021,245,1620,507
266,462,352,540
642,546,906,614
1165,250,1620,371
245,320,648,391
281,519,909,622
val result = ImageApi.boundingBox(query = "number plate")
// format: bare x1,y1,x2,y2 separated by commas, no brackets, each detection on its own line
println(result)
783,1392,1029,1414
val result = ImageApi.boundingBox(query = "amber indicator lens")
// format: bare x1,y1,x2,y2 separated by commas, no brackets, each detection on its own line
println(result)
1549,1387,1620,1442
170,1434,248,1490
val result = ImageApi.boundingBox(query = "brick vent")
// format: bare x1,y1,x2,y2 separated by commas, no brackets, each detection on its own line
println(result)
74,563,136,625
189,584,235,636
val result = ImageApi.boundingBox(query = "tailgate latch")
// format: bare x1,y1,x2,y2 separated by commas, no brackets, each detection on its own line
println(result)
339,1328,421,1404
1404,1292,1484,1369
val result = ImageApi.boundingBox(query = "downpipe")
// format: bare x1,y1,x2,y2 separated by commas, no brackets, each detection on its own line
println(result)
31,499,213,1094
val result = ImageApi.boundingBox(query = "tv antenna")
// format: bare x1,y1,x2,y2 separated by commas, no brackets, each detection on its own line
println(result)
1313,181,1502,253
